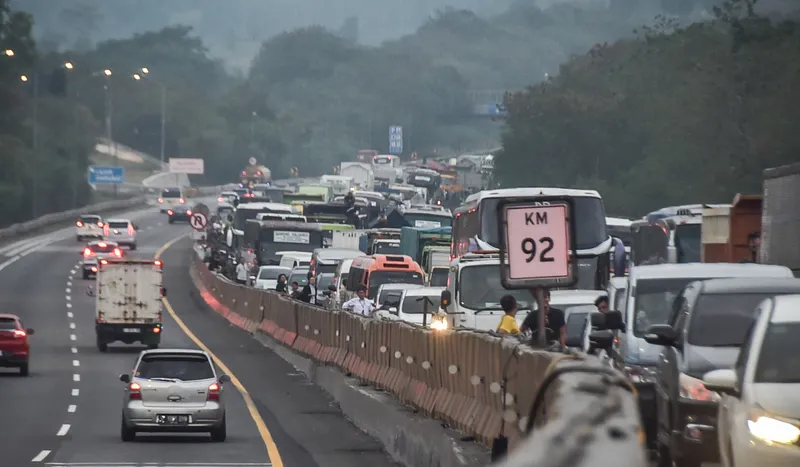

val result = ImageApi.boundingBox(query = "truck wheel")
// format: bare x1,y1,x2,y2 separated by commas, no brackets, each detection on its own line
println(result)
97,337,108,352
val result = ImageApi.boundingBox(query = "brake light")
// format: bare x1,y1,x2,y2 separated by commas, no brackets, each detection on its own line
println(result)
113,248,122,257
186,210,192,215
207,382,220,401
98,242,107,247
373,156,378,162
179,198,185,204
158,197,164,203
12,329,26,338
167,210,174,215
128,225,134,236
217,197,224,202
76,221,84,227
257,170,262,176
83,248,93,257
100,259,108,265
97,222,104,227
90,266,98,272
128,382,142,400
103,225,110,236
154,260,163,268
152,326,161,334
241,170,247,176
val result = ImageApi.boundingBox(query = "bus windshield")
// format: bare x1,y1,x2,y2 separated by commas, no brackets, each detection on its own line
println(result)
480,196,607,251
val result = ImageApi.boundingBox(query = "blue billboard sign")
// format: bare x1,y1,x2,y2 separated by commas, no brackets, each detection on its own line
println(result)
88,166,125,184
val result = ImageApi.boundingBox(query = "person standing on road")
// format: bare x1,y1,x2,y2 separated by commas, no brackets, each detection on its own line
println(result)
276,274,288,293
496,295,521,335
290,281,300,299
342,286,374,317
520,289,566,347
297,275,317,305
235,259,248,286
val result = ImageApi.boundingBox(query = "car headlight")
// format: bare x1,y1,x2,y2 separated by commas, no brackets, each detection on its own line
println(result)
748,410,800,445
679,373,720,402
623,364,658,384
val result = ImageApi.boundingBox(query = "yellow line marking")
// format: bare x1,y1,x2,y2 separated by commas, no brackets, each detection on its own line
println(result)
155,235,284,467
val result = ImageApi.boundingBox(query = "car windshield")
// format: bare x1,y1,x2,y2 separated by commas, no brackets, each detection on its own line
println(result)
401,294,441,314
369,271,424,298
79,215,101,223
161,189,181,198
0,317,18,331
378,285,417,304
564,305,595,341
135,355,214,381
315,262,339,275
317,273,335,289
755,323,800,383
675,224,701,263
108,221,129,229
374,242,402,255
258,267,289,280
633,278,702,336
687,293,775,346
608,225,632,247
429,268,448,287
458,264,533,311
289,270,309,286
631,224,669,265
481,196,607,251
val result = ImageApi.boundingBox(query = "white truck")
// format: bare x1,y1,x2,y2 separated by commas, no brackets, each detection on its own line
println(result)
320,174,354,196
340,162,374,191
92,259,166,352
332,230,362,250
761,162,800,276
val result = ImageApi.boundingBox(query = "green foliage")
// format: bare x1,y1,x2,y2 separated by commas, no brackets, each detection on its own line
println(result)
498,10,800,216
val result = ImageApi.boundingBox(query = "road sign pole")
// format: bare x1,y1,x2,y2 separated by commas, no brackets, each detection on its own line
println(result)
535,286,546,347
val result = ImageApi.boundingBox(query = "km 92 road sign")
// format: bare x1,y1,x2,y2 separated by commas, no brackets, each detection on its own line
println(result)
496,197,578,289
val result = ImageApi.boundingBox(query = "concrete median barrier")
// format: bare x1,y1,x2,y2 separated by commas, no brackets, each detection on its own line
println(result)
187,253,646,467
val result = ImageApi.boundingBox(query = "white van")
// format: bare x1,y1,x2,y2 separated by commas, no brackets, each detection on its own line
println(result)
278,252,312,270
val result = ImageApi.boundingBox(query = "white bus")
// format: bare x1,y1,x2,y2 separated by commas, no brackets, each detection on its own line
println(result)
452,187,613,289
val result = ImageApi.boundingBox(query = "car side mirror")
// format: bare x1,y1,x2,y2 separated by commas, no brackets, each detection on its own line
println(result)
119,374,130,383
643,324,679,346
440,290,451,310
26,328,35,335
702,369,739,396
328,284,337,291
604,310,625,330
218,374,231,384
588,330,614,354
590,311,607,329
388,307,398,314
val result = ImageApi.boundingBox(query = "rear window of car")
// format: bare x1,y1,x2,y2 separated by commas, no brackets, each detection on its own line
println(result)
161,188,182,198
80,215,101,223
136,355,214,381
108,221,129,229
0,318,18,331
289,270,309,286
687,293,774,347
89,243,116,253
258,268,289,280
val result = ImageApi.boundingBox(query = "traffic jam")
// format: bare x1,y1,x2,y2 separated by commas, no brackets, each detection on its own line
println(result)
194,155,799,466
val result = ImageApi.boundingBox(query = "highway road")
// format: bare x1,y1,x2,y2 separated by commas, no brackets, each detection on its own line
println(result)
0,203,398,467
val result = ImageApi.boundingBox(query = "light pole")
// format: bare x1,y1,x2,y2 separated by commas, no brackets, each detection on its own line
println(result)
100,68,113,158
133,67,166,168
20,73,39,217
62,61,79,207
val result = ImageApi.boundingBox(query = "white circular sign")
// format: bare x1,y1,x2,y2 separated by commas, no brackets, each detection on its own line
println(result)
190,212,208,231
248,157,257,166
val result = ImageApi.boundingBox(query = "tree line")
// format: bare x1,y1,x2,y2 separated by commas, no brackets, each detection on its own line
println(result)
497,1,800,217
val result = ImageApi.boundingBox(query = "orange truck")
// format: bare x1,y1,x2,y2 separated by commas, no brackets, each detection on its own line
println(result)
701,194,762,263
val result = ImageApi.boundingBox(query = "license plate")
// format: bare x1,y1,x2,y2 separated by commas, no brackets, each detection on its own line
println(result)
157,414,190,425
123,328,141,333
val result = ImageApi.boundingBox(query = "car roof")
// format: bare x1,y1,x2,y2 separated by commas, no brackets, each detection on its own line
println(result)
290,267,309,273
87,240,119,246
402,286,445,297
0,313,20,320
629,263,792,280
79,214,102,218
379,283,422,291
609,276,629,287
258,265,290,271
698,278,800,294
549,290,604,306
770,295,800,323
105,218,131,223
278,251,312,258
140,348,208,357
314,248,363,259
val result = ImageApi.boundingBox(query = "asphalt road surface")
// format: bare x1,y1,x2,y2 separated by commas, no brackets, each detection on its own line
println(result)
0,203,397,467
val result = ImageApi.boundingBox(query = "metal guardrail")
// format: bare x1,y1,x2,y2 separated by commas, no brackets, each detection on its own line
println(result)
189,254,646,462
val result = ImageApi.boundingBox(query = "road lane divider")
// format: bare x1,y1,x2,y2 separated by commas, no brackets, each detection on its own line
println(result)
155,235,284,467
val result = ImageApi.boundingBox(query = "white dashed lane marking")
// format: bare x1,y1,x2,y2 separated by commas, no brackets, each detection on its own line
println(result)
65,295,71,301
72,360,80,367
73,374,80,382
66,303,72,308
70,334,76,341
31,450,50,462
69,323,75,329
67,312,74,319
71,347,77,354
71,389,79,396
56,424,70,436
68,404,76,413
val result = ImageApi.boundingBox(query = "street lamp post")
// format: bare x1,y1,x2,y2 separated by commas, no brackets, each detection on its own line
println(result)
133,68,166,168
20,73,39,217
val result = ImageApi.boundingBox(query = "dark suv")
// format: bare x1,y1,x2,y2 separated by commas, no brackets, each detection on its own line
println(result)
645,277,800,467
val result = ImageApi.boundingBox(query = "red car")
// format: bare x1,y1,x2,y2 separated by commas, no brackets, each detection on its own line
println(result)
0,314,34,376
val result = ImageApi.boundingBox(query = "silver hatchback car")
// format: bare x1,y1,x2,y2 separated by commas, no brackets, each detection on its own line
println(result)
119,349,230,441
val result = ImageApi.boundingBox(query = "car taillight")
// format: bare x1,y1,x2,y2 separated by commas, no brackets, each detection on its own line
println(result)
217,197,224,202
12,329,26,338
158,197,164,203
129,382,142,400
207,382,220,401
100,259,108,265
179,198,185,204
128,225,134,236
83,248,93,257
98,242,107,247
154,260,163,268
104,225,110,236
76,221,84,227
186,210,192,215
97,222,104,227
113,248,122,257
167,209,174,215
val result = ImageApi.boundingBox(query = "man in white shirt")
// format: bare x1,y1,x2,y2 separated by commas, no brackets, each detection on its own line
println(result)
235,259,248,286
342,286,374,317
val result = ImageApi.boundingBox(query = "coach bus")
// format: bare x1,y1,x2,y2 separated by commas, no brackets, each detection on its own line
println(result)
452,187,613,290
